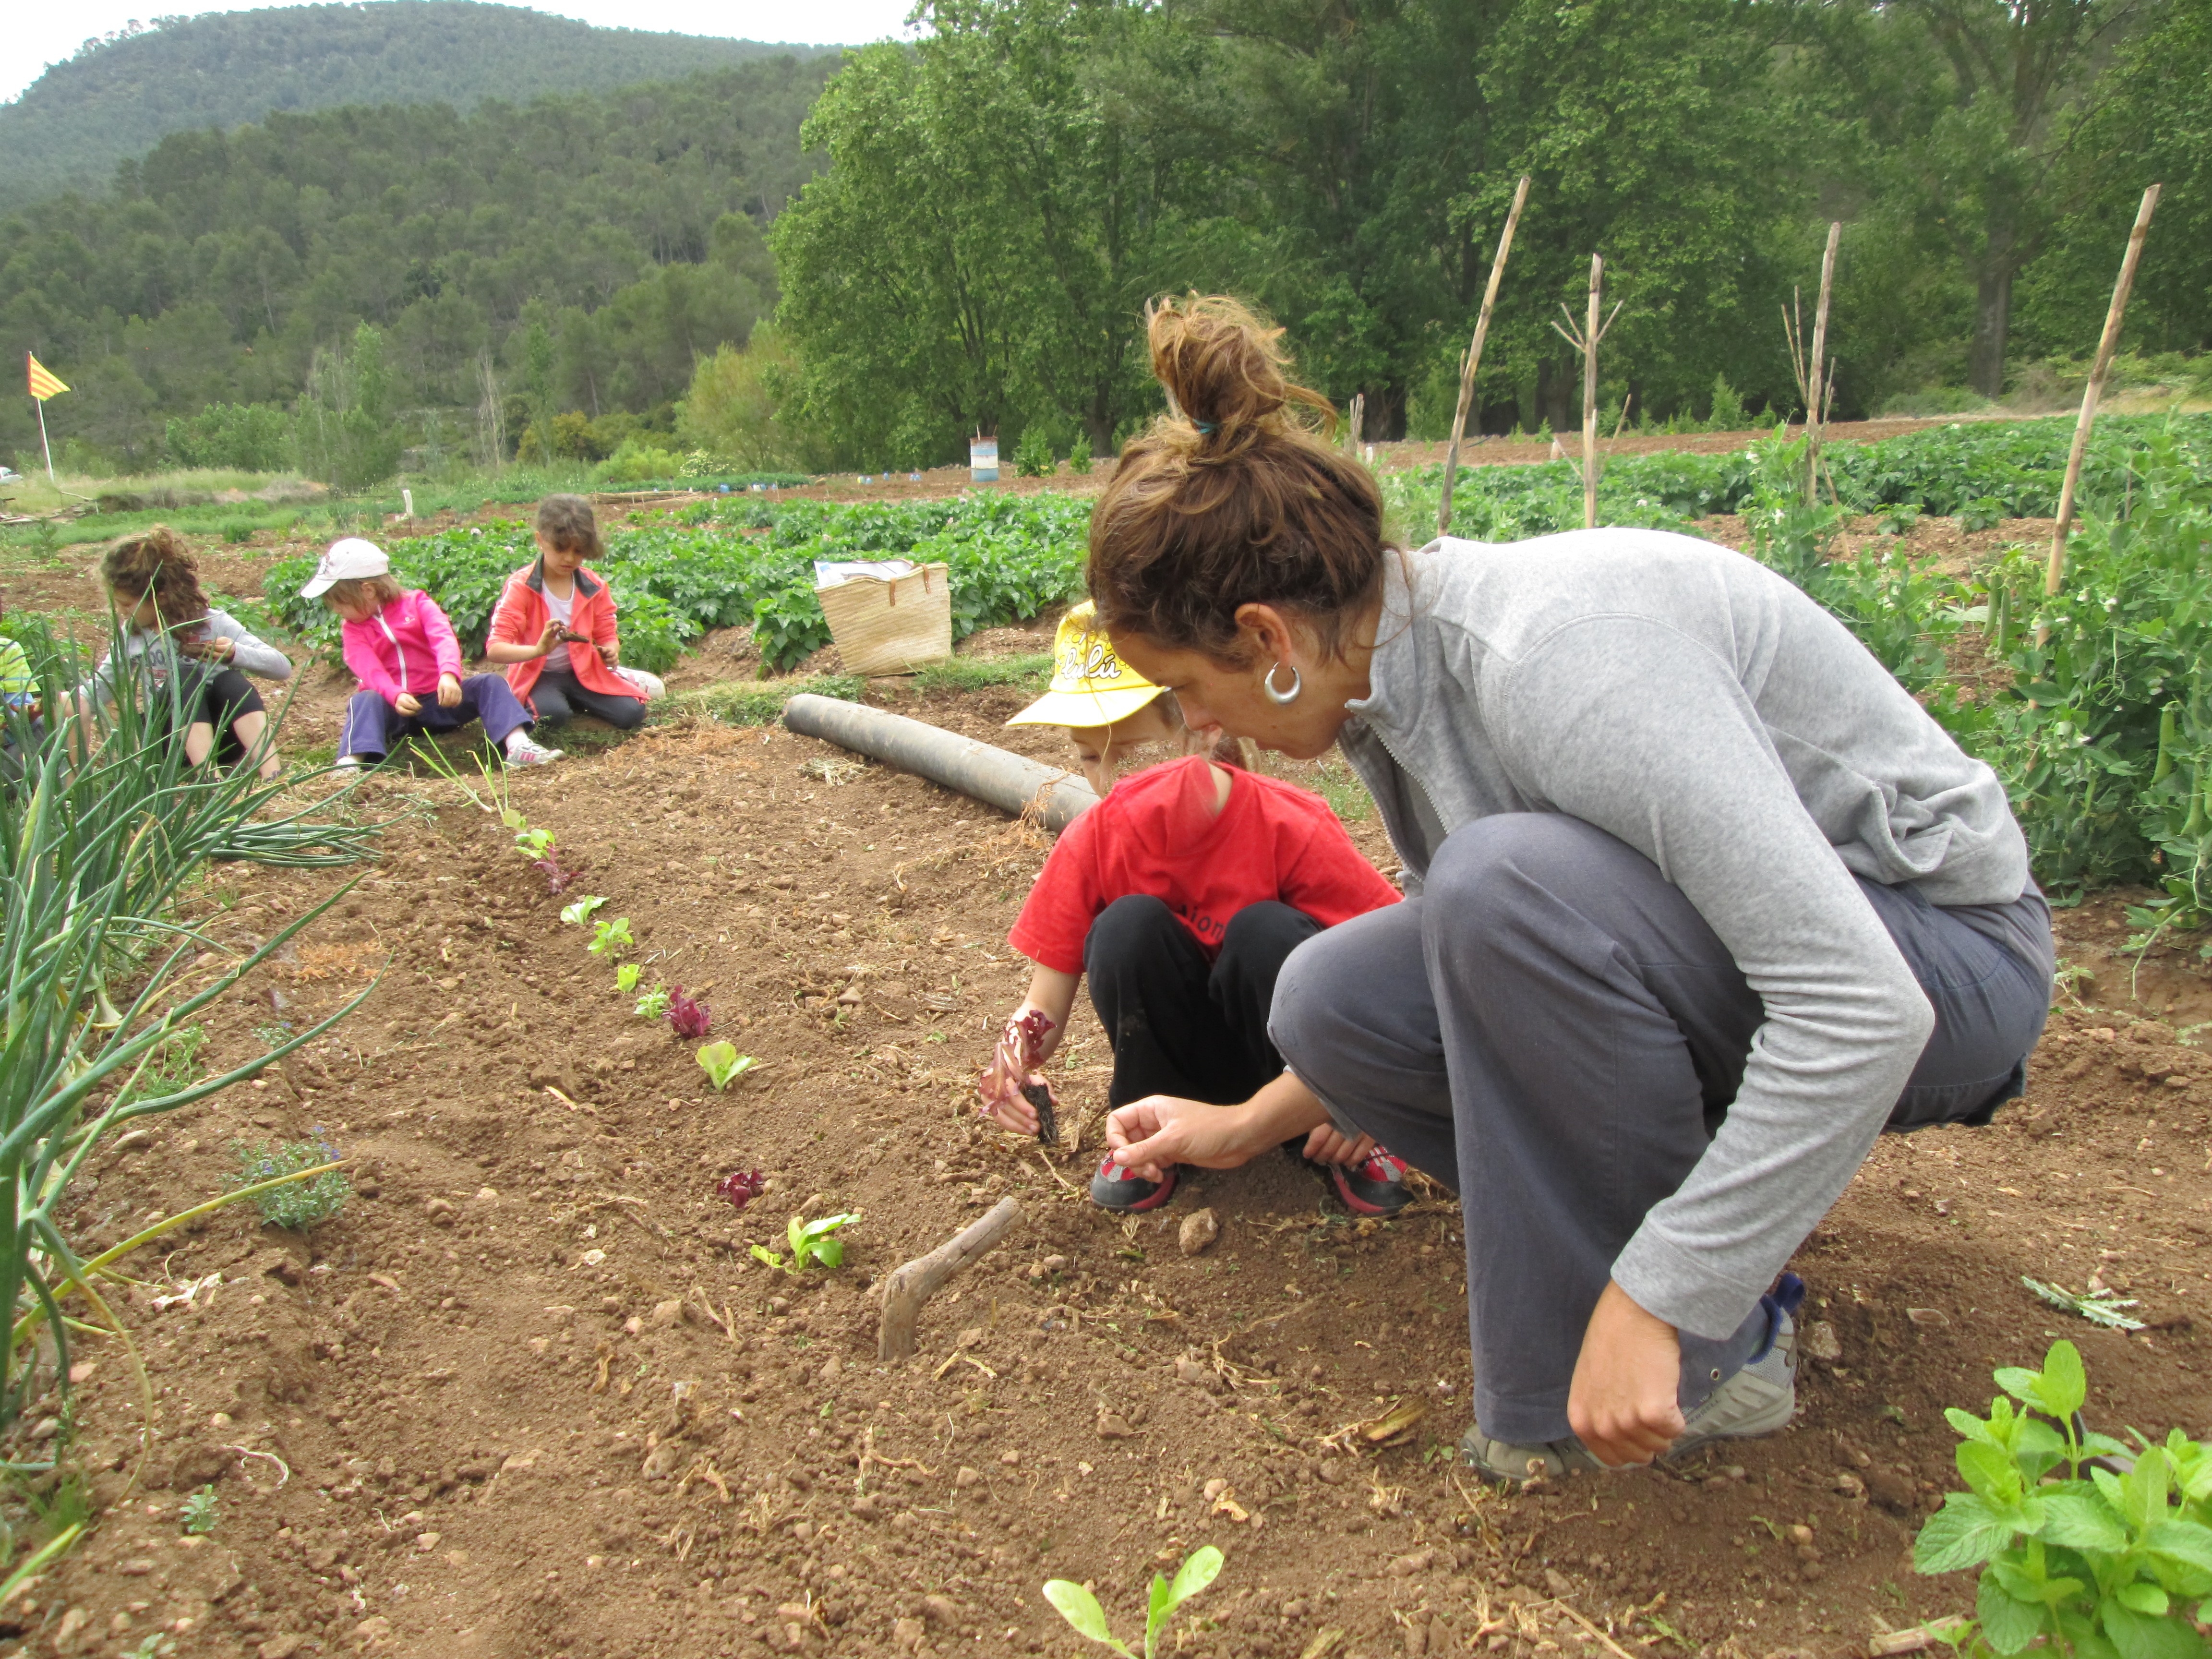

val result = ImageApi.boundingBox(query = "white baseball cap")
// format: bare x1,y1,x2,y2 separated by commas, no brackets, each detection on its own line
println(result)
300,538,390,599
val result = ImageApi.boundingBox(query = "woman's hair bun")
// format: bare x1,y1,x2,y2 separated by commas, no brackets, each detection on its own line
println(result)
1147,294,1331,453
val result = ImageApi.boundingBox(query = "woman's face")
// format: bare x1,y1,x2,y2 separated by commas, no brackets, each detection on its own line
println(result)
1110,604,1368,762
537,535,586,583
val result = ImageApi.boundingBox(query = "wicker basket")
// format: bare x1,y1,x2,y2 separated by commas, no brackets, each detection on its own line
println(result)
815,563,954,676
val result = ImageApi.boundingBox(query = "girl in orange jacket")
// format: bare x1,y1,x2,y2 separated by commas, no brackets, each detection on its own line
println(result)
485,496,663,729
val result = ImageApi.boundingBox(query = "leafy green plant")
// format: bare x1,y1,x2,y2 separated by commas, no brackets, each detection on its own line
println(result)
517,826,554,860
615,962,641,995
1013,429,1056,478
1068,432,1094,475
750,1212,858,1275
560,895,607,926
1045,1546,1225,1659
228,1134,352,1231
180,1485,219,1535
1914,1338,2212,1655
634,984,672,1020
697,1041,757,1091
587,916,633,957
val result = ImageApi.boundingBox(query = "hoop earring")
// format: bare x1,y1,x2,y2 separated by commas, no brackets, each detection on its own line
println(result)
1262,661,1302,706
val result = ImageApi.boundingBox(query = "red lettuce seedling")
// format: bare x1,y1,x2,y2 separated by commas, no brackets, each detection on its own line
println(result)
667,987,711,1040
717,1169,766,1211
534,854,582,896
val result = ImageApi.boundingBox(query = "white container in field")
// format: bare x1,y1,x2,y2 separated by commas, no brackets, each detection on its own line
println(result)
970,436,999,483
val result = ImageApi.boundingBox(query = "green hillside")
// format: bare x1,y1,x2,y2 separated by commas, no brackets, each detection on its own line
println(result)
0,0,836,209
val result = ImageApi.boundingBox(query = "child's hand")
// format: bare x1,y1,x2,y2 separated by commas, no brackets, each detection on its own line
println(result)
536,619,565,656
394,691,422,716
436,673,463,708
978,1007,1059,1133
597,641,618,667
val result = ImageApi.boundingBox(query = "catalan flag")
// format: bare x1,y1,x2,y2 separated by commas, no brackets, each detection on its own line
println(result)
26,354,67,401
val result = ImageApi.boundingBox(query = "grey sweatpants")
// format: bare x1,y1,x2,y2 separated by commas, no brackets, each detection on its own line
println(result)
1270,814,2053,1444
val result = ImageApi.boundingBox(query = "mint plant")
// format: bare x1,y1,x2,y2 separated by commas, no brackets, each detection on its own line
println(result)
180,1485,219,1535
1915,1338,2212,1655
587,916,633,956
634,984,671,1021
751,1212,858,1275
1045,1546,1223,1659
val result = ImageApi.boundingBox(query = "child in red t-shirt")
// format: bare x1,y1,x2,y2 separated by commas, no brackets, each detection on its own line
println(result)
979,744,1412,1215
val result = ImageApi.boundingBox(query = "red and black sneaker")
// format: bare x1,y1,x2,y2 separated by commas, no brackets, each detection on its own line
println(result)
1322,1149,1413,1216
1090,1155,1178,1213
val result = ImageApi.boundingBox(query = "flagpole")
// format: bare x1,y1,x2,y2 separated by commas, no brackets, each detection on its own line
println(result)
35,396,55,486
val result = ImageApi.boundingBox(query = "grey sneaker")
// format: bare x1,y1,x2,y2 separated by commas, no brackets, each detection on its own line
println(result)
505,734,565,767
1460,1426,1602,1481
1666,1278,1802,1462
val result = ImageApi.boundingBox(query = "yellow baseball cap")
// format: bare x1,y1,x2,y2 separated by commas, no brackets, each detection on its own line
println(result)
1005,602,1167,729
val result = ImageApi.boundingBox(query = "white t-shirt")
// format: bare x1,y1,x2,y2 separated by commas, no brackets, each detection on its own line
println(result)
542,584,574,676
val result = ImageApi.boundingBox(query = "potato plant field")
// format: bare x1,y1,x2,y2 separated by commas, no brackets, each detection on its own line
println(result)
0,418,2205,1659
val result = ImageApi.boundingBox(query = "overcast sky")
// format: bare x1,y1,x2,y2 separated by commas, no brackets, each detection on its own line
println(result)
4,1,918,104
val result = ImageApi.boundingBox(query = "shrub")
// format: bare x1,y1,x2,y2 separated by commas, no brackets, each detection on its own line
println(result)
164,403,292,472
1013,429,1056,478
600,439,685,486
1068,432,1094,475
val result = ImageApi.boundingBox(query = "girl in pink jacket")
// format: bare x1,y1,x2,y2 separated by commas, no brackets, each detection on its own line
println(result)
301,539,562,769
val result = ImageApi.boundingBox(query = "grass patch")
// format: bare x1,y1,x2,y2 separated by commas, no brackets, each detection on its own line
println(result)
909,653,1052,694
662,674,864,728
1309,759,1374,823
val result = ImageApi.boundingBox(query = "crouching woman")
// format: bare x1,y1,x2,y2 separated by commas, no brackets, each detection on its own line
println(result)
1090,297,2052,1481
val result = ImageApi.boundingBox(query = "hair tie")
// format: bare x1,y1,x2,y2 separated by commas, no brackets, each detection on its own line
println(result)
1192,420,1217,434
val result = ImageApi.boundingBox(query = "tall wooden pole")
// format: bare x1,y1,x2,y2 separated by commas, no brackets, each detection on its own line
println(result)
1438,175,1531,537
1579,255,1602,530
1805,221,1840,505
2038,184,2162,643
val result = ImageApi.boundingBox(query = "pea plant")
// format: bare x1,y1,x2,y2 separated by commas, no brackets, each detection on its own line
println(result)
1915,1338,2212,1655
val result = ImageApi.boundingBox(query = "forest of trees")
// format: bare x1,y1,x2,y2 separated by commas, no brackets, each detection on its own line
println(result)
4,0,2207,482
0,55,832,471
773,0,2212,466
0,2,827,209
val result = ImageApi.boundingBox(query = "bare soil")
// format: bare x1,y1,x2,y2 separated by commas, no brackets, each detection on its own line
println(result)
1,485,2208,1659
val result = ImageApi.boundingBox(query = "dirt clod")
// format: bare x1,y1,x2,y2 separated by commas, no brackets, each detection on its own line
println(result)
1178,1207,1220,1256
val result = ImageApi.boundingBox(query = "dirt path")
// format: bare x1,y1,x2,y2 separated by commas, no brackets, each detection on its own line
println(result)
7,670,2207,1659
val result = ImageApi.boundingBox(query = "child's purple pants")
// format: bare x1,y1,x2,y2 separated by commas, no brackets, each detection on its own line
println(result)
338,675,533,761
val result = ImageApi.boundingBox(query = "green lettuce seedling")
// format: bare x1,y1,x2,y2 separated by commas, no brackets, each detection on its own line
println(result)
517,827,554,860
615,962,641,995
1915,1337,2212,1654
1045,1547,1224,1659
587,917,633,956
560,895,606,926
697,1041,757,1091
751,1212,858,1275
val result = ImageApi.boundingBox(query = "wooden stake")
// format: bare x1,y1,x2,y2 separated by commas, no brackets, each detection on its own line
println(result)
1784,223,1842,505
1550,256,1623,531
1347,392,1366,452
2039,184,2162,642
877,1196,1022,1361
1438,175,1531,537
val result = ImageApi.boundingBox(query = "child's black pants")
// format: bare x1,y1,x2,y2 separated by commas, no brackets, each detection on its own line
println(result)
1082,895,1319,1108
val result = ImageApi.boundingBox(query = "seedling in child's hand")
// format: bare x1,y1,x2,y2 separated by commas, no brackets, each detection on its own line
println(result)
1045,1546,1224,1659
697,1041,758,1091
560,895,606,926
634,984,672,1021
615,962,641,995
751,1212,858,1275
667,986,710,1039
587,916,633,957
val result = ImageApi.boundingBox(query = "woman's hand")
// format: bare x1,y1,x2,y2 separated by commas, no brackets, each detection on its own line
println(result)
536,619,565,657
436,673,464,708
1567,1281,1685,1467
1106,1096,1278,1182
1300,1122,1377,1167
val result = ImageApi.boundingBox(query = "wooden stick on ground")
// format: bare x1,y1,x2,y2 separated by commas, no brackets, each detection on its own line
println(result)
1550,255,1624,531
2038,183,2163,644
877,1195,1023,1360
1438,175,1531,537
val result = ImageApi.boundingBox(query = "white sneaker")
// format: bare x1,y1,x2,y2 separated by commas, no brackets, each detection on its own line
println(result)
505,734,565,767
333,755,362,770
615,666,665,700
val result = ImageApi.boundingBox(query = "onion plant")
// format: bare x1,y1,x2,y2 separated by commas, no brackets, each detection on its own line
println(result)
0,614,380,1459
